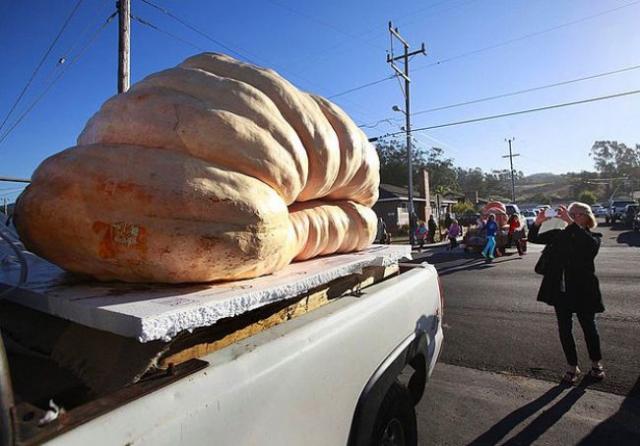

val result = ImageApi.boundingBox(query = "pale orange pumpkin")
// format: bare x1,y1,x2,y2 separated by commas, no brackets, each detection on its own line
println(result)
15,53,381,283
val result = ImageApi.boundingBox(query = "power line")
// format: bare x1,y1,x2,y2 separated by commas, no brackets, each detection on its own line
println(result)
0,11,117,147
331,0,640,101
265,0,385,52
413,63,640,116
359,62,640,126
373,88,640,139
139,0,259,64
286,0,477,70
132,14,206,51
133,1,378,124
413,0,640,72
41,0,116,85
0,0,84,132
328,75,394,99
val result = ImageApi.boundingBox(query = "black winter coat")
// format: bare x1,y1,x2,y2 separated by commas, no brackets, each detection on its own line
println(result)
528,223,604,313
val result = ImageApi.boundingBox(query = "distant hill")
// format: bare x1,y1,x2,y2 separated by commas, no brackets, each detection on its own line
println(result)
519,172,563,185
516,172,606,204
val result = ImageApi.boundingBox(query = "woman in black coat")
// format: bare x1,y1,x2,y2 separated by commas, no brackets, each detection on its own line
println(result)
528,202,605,384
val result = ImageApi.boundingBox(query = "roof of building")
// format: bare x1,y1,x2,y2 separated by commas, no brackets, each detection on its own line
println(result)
379,183,424,199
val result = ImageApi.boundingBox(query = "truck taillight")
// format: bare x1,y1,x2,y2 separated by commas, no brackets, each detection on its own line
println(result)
437,275,444,317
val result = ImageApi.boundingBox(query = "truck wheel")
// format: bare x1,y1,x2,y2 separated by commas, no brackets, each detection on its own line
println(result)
372,381,417,446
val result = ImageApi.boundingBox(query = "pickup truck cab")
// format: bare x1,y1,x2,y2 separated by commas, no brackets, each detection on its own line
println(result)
606,199,637,224
0,232,443,446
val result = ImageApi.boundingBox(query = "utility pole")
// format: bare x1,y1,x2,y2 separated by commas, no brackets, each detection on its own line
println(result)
502,138,520,203
387,22,426,247
117,0,131,93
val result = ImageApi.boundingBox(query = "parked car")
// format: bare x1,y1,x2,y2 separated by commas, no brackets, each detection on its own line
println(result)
607,199,637,224
536,205,551,215
522,210,537,228
505,203,521,216
592,205,608,218
624,204,639,227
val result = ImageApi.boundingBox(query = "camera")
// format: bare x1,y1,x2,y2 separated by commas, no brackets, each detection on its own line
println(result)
545,208,557,218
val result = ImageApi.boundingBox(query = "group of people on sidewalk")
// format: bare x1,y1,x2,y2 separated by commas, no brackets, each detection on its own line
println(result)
415,214,462,251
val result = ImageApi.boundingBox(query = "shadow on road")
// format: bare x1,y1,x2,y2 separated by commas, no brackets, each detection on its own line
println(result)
616,231,640,247
413,250,525,276
577,374,640,444
467,378,600,446
604,221,635,231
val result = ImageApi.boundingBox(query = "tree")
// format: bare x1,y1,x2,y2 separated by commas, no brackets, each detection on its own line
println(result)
530,193,551,205
375,138,459,192
424,147,458,192
590,141,640,179
578,190,597,205
452,201,476,215
376,137,428,187
456,167,486,200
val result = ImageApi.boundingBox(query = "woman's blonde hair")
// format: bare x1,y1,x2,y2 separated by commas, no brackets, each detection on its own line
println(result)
568,202,597,229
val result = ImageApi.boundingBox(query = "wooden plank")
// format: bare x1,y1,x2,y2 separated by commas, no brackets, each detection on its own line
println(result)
159,265,398,368
1,244,411,342
2,264,400,397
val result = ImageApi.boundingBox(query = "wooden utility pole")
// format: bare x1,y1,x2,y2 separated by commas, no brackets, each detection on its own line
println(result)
117,0,131,93
387,22,426,246
502,138,520,203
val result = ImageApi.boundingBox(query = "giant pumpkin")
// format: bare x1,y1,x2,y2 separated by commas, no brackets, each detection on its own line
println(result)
15,53,380,283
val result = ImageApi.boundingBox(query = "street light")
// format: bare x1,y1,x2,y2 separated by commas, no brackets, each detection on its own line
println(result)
392,105,416,246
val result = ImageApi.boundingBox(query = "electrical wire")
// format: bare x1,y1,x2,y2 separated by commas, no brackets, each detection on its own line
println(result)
286,0,477,69
0,11,117,147
0,0,84,132
359,62,640,127
265,0,385,52
132,15,206,51
328,75,395,99
413,63,640,116
139,0,258,64
373,88,640,139
134,2,379,123
40,0,115,86
413,0,640,72
329,0,640,100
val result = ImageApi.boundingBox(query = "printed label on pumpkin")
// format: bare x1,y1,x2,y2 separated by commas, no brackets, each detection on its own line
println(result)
112,222,141,247
92,221,147,258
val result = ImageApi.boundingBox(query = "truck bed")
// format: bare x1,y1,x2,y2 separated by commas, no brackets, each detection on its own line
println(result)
1,243,435,445
3,262,442,446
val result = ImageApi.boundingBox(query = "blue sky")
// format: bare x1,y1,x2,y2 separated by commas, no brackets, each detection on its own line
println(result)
1,0,639,201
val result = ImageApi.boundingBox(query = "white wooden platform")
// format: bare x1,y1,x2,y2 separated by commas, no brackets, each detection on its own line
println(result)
0,241,410,343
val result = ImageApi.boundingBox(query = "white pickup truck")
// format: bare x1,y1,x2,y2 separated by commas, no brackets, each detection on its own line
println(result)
0,227,443,446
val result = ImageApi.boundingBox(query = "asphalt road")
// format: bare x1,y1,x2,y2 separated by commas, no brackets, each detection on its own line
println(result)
413,220,640,444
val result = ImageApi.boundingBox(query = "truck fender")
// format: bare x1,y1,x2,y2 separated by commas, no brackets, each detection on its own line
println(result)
347,329,428,446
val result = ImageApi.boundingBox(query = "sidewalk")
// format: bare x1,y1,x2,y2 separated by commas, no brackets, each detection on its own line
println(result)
416,363,640,445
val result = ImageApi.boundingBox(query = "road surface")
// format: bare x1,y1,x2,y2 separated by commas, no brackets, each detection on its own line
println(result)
414,221,640,445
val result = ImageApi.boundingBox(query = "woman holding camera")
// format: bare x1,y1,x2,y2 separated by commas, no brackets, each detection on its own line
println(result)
528,202,605,385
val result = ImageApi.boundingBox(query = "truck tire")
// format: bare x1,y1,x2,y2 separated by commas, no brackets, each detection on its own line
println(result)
371,381,417,446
